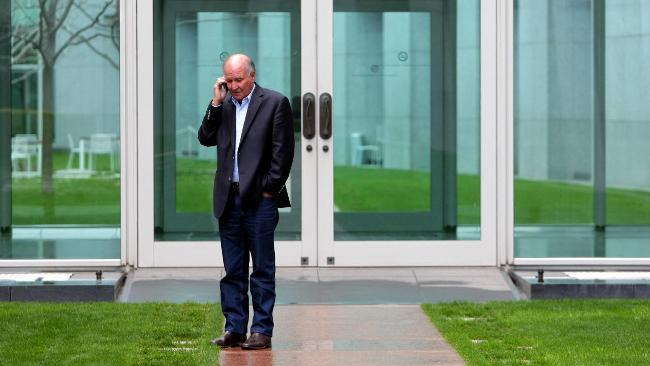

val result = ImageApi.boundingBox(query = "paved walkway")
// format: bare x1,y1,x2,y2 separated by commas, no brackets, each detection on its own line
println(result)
119,267,517,365
220,305,464,366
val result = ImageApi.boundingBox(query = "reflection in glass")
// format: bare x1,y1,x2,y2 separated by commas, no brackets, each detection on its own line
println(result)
333,0,480,240
1,0,121,259
514,0,650,258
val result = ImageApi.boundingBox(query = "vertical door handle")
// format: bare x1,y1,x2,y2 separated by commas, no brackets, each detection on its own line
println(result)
319,93,332,140
302,93,316,139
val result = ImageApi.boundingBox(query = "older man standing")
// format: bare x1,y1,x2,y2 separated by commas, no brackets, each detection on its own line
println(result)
198,54,294,350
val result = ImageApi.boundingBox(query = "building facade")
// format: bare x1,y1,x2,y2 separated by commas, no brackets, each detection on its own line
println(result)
1,0,649,268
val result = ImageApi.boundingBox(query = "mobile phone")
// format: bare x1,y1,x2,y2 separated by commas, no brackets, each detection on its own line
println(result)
221,82,228,92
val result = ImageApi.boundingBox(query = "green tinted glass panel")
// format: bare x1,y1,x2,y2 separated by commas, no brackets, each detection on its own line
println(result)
514,0,650,258
332,0,481,241
154,0,301,241
1,0,120,259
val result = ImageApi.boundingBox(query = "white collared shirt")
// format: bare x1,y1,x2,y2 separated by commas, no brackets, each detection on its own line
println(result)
232,84,256,183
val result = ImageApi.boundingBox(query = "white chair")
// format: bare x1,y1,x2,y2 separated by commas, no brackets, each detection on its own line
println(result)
88,133,117,172
350,132,380,166
11,134,40,176
66,133,84,170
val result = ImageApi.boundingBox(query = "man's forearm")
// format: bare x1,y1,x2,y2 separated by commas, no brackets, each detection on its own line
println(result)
197,101,222,147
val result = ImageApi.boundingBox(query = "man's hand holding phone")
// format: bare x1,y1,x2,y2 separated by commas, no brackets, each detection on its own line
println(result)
212,76,228,107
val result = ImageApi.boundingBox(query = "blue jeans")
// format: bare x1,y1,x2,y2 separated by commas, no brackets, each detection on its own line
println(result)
218,191,279,337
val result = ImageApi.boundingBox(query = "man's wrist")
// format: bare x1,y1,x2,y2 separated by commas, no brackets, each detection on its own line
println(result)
211,99,222,107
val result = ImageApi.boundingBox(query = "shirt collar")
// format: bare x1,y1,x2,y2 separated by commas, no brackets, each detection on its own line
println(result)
231,84,256,106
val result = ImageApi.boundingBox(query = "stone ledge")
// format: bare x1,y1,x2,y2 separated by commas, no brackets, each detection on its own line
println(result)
509,270,650,299
0,284,10,301
0,274,126,302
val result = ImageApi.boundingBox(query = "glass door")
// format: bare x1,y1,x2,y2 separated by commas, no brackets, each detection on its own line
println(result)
138,0,318,267
138,0,496,267
315,0,497,266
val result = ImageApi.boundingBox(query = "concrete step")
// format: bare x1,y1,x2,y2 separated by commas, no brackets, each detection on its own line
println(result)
119,267,517,304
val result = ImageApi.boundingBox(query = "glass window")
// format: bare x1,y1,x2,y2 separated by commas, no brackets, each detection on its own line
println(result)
1,0,120,259
514,0,650,258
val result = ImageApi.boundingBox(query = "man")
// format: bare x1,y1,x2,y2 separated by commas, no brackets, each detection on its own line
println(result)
198,54,294,350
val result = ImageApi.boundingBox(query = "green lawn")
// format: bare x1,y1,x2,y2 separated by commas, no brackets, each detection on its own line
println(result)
334,166,650,225
422,300,650,365
515,179,650,225
0,302,222,366
10,156,650,225
12,177,120,225
334,166,481,223
175,158,214,213
11,152,120,225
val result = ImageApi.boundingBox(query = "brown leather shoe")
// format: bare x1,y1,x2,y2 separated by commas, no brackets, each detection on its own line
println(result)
241,332,272,350
210,331,247,348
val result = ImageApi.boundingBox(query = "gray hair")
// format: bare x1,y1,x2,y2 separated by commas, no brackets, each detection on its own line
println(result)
223,53,256,76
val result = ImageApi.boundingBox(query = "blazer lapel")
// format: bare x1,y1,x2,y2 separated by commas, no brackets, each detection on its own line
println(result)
239,84,264,146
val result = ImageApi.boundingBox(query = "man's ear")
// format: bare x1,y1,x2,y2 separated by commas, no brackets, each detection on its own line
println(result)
250,71,256,79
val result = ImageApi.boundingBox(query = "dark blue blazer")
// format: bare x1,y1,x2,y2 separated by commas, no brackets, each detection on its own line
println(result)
197,84,295,219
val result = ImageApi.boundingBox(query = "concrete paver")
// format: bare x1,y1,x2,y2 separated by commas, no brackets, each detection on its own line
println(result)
220,305,465,366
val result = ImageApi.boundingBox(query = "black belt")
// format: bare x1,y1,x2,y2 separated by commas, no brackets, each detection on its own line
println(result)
231,182,240,193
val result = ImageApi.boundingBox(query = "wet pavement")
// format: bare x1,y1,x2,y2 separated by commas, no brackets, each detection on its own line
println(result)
220,305,465,366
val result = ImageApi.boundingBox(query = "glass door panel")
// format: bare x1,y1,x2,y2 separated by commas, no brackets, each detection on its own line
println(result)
143,0,317,267
332,0,481,241
316,0,495,266
154,0,302,241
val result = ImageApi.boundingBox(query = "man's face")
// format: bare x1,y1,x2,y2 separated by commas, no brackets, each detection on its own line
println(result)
224,59,255,101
